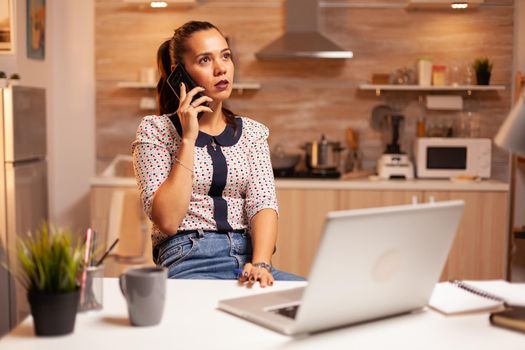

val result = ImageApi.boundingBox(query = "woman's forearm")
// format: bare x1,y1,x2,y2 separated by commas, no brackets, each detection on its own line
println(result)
151,138,195,234
250,208,278,264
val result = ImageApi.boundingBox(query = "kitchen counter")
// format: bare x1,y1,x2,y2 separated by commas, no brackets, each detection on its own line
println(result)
90,176,508,192
91,154,508,192
275,178,508,192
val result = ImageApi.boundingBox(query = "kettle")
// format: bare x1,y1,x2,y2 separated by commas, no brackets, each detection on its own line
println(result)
302,134,343,171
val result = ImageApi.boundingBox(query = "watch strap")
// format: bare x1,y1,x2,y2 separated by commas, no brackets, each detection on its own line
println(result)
252,262,272,272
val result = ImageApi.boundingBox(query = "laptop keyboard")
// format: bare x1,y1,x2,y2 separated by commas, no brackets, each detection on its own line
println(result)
272,305,300,319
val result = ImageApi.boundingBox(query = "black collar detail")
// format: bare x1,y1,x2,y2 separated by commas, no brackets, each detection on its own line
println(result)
168,114,243,148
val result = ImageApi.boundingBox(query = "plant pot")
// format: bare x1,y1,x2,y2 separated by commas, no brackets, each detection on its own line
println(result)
476,71,491,85
27,289,80,336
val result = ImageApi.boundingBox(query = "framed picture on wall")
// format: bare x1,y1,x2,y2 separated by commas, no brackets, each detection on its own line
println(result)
27,0,45,60
0,0,14,54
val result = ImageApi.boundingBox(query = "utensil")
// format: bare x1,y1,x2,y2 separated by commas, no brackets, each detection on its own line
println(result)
96,238,119,267
345,128,362,173
346,128,358,151
270,144,300,170
302,134,343,171
370,104,392,131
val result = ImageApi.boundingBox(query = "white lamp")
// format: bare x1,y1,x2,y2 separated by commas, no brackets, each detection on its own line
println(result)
495,92,525,156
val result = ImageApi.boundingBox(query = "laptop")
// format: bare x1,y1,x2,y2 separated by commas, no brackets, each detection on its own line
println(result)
218,200,464,335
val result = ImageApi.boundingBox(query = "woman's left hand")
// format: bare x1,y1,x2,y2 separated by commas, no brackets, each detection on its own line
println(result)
239,263,274,287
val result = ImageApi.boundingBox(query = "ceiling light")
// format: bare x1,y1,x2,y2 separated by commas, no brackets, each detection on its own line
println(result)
451,2,468,9
150,1,168,7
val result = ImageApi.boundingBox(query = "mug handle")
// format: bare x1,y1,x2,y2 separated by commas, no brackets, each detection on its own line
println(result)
119,274,127,297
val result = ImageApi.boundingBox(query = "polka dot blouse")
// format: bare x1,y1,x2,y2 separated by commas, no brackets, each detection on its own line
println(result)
131,113,278,248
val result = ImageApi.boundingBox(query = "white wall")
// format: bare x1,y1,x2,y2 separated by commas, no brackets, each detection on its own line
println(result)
0,1,51,86
0,1,94,334
48,0,95,231
0,0,95,232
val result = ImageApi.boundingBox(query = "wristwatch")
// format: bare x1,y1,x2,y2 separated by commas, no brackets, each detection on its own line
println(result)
252,262,272,273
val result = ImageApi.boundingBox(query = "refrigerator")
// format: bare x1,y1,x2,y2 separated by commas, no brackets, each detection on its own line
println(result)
0,86,48,336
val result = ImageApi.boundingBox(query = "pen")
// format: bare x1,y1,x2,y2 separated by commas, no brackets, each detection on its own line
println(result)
80,228,94,303
234,268,244,276
90,230,98,266
96,238,119,267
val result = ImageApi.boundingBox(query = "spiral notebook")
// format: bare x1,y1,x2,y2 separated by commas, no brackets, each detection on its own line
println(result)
429,280,525,315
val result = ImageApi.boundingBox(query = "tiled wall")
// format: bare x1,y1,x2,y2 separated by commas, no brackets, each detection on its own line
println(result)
96,0,514,180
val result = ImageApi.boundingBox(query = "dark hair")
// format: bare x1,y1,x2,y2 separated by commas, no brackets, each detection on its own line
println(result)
156,21,237,131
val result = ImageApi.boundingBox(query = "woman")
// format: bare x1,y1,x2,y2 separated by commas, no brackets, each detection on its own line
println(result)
132,21,303,287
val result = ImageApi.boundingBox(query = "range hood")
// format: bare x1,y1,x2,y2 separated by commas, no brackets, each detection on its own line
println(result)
255,0,353,60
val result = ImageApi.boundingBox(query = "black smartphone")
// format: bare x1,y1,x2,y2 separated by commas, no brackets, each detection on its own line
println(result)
166,64,209,119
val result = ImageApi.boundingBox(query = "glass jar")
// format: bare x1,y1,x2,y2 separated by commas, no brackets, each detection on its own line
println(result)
448,64,461,86
463,63,475,85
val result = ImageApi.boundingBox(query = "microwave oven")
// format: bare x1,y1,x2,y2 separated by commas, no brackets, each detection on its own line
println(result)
414,138,492,179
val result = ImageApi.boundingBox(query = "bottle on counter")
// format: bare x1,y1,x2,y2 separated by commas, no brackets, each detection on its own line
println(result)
417,57,432,86
432,65,448,86
417,117,426,137
416,96,426,137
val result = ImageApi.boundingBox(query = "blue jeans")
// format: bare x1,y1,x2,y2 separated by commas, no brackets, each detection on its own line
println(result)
153,230,305,281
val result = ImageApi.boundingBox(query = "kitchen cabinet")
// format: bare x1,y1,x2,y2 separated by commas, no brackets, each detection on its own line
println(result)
339,190,422,209
90,186,154,277
274,184,508,281
272,189,339,277
424,191,508,281
90,169,508,281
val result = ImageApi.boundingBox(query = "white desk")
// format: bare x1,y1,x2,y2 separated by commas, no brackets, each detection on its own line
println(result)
2,279,525,349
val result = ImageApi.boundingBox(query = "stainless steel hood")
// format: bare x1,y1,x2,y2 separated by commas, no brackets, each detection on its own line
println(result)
255,0,353,60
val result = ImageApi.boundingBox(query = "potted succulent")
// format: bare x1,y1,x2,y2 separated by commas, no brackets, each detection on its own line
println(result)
9,73,20,86
472,57,493,85
15,224,84,336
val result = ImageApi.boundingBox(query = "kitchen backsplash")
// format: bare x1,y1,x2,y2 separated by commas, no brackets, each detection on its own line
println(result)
95,0,514,181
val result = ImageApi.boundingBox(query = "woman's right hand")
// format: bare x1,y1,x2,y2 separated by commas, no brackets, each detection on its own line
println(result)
177,83,213,142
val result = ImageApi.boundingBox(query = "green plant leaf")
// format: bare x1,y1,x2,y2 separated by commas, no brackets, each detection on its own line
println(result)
11,222,84,294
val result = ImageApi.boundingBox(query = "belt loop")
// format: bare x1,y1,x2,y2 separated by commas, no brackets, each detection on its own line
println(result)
197,229,204,238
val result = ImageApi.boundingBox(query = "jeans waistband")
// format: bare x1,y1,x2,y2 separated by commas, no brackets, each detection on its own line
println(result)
153,228,248,264
176,229,247,235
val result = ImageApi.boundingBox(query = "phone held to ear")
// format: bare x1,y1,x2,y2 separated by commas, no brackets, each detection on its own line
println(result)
166,64,209,119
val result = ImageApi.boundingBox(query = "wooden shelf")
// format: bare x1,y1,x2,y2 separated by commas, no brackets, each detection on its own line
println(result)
117,81,261,93
117,81,156,88
405,0,484,10
122,0,196,6
359,84,506,92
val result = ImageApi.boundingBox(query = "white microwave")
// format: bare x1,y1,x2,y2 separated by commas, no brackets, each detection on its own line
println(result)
414,138,492,179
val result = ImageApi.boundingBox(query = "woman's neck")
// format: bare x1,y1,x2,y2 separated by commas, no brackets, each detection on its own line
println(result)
199,100,226,136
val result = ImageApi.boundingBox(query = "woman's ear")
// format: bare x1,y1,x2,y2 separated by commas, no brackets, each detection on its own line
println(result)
170,64,175,72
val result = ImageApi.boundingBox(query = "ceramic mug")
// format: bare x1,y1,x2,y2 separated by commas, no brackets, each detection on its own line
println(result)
119,266,168,326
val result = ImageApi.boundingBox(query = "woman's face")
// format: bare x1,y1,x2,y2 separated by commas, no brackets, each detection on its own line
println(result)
182,29,234,102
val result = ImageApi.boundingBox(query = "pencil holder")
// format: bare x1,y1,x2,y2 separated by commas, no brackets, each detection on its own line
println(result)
78,265,104,312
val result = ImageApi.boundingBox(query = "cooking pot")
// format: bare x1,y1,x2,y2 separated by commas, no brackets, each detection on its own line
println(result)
271,144,301,176
302,134,344,171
